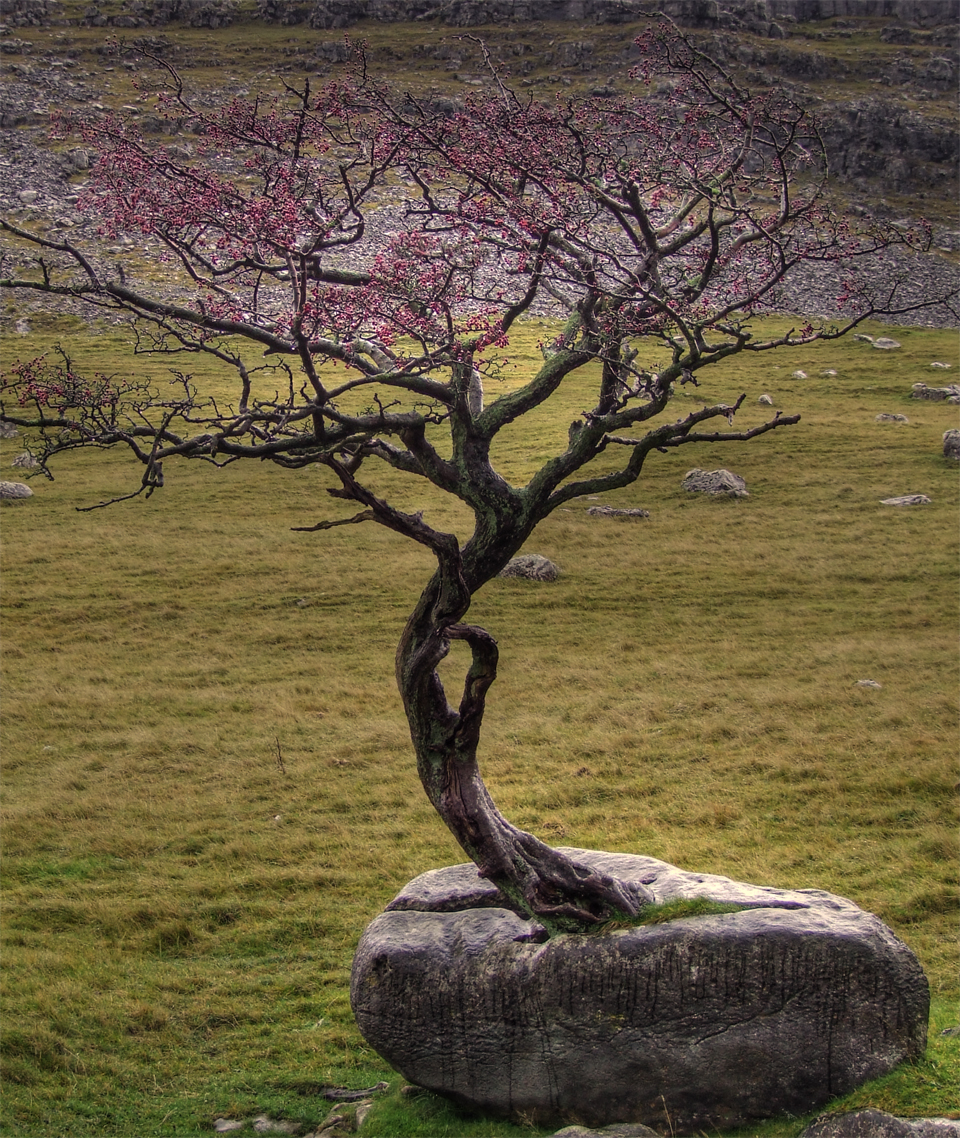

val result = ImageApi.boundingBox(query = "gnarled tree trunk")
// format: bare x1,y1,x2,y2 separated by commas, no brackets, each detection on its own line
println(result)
395,565,653,933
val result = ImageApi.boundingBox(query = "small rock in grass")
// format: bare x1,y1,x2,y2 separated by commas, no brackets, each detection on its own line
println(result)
792,370,807,378
499,554,560,581
880,494,931,506
551,1125,660,1137
682,468,748,497
930,361,952,368
0,481,33,499
758,393,774,404
821,369,838,376
586,506,650,519
942,430,960,461
213,1123,244,1135
911,383,960,402
875,413,908,423
873,337,901,350
855,679,882,689
252,1117,301,1134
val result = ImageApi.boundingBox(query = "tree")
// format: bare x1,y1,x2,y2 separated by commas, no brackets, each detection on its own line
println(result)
1,23,953,932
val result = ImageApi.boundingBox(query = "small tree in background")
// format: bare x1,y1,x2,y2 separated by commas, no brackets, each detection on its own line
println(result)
1,24,952,931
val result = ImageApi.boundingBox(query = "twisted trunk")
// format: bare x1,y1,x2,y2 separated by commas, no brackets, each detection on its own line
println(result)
395,567,653,933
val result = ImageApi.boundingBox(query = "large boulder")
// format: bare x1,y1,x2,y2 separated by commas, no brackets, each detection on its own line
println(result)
351,849,928,1136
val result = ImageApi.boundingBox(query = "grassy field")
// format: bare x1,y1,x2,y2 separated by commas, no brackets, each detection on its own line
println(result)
1,315,958,1136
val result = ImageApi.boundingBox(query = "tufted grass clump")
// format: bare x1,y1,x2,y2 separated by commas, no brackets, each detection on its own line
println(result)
598,898,749,933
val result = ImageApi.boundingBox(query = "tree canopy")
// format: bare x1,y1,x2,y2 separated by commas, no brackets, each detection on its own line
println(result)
2,22,954,930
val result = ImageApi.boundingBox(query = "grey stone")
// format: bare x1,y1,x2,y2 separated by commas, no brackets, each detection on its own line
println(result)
943,429,960,461
880,494,931,506
758,393,774,404
681,468,748,497
586,506,650,519
551,1126,660,1138
0,481,33,499
353,850,928,1135
799,1109,960,1137
855,679,882,688
873,337,902,349
498,554,559,581
911,383,960,402
876,413,909,423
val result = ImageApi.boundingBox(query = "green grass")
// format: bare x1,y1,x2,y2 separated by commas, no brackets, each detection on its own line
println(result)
1,317,958,1135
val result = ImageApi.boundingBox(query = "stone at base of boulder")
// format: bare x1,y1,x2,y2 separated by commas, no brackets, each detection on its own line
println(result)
798,1109,960,1137
351,850,929,1136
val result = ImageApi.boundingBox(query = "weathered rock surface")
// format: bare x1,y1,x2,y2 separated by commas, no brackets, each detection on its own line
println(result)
912,383,960,402
551,1125,661,1138
0,480,34,498
681,468,748,497
352,849,929,1135
880,494,932,505
798,1109,960,1137
498,553,560,581
943,428,960,461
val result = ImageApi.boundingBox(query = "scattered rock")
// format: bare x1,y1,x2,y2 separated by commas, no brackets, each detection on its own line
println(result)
853,334,874,342
873,337,902,349
498,553,560,581
551,1125,660,1138
821,369,838,376
798,1108,960,1137
11,451,39,468
586,506,650,519
911,383,960,402
943,430,960,461
792,369,808,378
875,413,909,423
681,468,748,497
758,393,774,404
880,494,931,506
930,361,952,369
0,481,33,498
252,1118,300,1135
0,423,18,439
353,850,928,1134
855,679,882,689
213,1123,244,1134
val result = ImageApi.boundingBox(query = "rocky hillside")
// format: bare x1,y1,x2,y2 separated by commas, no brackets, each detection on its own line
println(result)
1,0,956,211
1,0,957,330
